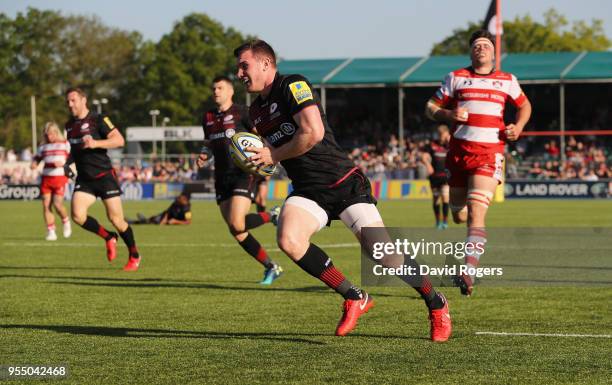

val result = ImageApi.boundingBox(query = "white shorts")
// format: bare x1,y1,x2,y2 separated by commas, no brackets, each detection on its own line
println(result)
284,196,382,234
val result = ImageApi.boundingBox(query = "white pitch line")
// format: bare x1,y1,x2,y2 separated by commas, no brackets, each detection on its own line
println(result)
476,331,612,339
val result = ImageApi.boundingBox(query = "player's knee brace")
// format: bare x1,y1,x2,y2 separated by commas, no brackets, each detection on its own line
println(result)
467,189,493,209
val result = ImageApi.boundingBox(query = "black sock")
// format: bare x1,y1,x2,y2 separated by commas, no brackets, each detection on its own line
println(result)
433,202,441,223
238,233,273,268
256,204,266,213
442,203,449,222
296,243,362,300
400,256,443,309
245,212,271,230
119,225,139,258
81,216,115,241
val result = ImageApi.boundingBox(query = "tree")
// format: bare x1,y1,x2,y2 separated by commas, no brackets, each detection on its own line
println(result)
431,8,611,55
0,8,145,150
121,13,253,153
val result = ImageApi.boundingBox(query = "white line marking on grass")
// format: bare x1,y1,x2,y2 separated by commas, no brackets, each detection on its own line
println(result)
476,331,612,338
3,242,360,250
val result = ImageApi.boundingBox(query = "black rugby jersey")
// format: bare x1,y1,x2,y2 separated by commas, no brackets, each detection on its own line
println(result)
65,112,116,180
428,140,449,177
166,200,191,221
203,104,252,179
249,73,355,189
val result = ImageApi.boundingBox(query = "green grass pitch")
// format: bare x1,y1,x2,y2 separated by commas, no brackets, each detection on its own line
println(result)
1,199,611,384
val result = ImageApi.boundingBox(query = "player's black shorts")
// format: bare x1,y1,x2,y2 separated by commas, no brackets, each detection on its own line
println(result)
74,172,122,200
429,175,449,189
289,168,376,224
215,173,256,204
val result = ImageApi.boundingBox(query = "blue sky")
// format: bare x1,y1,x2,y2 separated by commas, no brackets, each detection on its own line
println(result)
2,0,611,59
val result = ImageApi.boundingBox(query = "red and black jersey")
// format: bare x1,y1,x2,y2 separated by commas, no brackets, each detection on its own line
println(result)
65,111,116,180
428,140,449,177
203,104,253,179
249,73,355,189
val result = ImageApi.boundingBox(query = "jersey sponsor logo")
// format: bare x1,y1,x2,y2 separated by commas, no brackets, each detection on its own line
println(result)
103,117,115,129
289,81,313,104
209,132,227,140
270,103,278,114
80,123,90,130
225,128,236,138
223,114,233,122
462,79,473,87
280,123,295,135
266,130,285,145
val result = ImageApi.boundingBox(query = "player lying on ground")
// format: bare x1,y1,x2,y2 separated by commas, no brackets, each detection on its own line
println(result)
426,29,532,295
197,76,283,285
127,192,192,225
31,122,72,241
64,87,141,271
237,39,451,341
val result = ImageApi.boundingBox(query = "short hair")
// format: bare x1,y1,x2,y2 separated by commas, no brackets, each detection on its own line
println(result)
212,75,233,86
469,29,495,47
233,39,277,67
65,87,87,98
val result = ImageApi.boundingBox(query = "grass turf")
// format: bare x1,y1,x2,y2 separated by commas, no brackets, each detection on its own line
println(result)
1,200,611,384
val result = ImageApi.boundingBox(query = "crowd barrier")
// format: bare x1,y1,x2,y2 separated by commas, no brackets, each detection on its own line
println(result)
1,179,610,201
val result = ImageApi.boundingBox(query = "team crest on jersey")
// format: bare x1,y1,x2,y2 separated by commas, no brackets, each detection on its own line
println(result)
492,80,503,88
280,123,295,135
224,115,233,122
80,123,89,130
225,128,236,138
289,81,313,105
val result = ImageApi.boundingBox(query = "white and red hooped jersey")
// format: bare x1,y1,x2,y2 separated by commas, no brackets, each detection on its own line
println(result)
35,141,71,177
430,67,528,154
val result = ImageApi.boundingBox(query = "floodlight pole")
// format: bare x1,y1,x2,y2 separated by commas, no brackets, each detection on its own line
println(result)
149,109,160,156
559,83,566,164
398,87,405,158
31,95,37,150
320,87,327,113
162,117,170,160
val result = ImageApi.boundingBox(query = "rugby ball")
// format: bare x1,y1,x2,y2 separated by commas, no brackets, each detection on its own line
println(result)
229,132,276,177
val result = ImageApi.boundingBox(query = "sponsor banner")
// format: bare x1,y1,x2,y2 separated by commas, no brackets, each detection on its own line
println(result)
126,126,204,142
154,183,186,200
0,184,41,200
268,180,434,201
505,180,611,199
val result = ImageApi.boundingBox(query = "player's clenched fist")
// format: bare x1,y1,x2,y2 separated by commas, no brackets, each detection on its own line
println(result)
505,123,523,141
